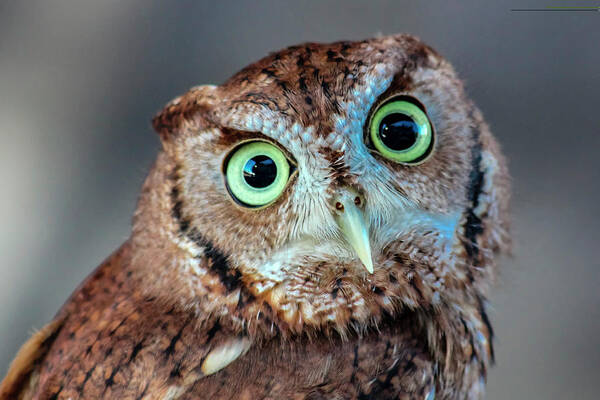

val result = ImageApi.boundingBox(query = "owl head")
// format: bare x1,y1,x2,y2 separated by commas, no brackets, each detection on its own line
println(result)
141,34,509,337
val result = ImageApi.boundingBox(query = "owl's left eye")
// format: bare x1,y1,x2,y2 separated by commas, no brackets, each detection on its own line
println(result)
368,97,434,164
224,141,291,207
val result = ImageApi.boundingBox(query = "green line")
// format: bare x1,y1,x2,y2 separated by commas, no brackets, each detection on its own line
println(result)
546,6,599,8
512,8,598,10
511,8,599,11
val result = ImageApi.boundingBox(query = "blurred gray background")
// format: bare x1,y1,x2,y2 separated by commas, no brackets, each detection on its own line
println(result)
1,1,598,398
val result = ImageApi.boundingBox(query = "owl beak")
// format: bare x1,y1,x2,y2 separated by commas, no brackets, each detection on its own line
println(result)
332,189,374,274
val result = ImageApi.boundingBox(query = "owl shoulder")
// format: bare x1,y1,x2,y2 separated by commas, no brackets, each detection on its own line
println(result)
1,243,240,398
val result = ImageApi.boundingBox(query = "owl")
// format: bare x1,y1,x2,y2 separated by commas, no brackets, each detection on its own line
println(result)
1,34,509,399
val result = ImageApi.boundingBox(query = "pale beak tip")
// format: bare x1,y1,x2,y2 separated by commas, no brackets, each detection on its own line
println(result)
355,246,374,274
362,259,374,274
343,228,374,274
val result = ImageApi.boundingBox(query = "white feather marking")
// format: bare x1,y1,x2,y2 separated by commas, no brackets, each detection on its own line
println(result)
201,337,251,376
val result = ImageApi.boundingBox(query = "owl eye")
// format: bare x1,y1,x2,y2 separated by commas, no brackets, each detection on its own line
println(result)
368,97,434,164
225,141,291,207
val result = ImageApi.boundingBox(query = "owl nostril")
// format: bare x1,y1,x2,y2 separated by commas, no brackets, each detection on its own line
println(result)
335,201,344,211
354,196,361,206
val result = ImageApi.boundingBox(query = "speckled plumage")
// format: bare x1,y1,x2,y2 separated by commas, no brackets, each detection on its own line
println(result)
1,34,509,399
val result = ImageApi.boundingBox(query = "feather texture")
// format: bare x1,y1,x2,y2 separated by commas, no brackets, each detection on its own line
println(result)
2,34,509,399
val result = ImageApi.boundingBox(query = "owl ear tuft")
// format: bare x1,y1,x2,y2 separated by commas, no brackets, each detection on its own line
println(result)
152,85,218,142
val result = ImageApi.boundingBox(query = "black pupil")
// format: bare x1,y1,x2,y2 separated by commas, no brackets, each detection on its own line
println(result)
379,113,419,151
243,155,277,188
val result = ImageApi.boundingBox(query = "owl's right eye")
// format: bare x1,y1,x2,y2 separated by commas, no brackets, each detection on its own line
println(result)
224,141,291,208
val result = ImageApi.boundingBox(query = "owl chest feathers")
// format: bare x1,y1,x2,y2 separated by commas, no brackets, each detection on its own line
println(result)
10,242,487,399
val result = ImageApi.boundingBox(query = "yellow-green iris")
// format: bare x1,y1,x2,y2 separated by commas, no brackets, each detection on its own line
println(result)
225,141,291,207
369,98,434,164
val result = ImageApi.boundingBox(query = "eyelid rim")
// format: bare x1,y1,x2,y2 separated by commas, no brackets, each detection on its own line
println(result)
221,135,297,171
364,94,436,166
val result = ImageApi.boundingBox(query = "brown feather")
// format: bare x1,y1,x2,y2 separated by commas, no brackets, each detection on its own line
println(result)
0,319,64,400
